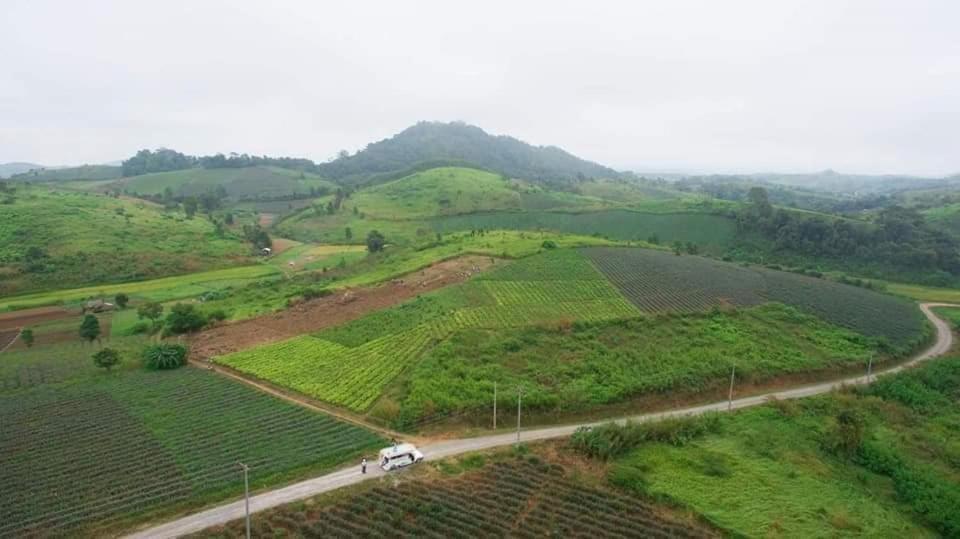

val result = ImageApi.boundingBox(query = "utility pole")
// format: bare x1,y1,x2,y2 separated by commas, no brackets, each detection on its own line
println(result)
238,462,251,539
516,387,523,444
866,356,873,383
493,382,497,430
727,365,736,411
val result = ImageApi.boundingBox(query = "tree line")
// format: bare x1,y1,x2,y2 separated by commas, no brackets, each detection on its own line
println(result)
739,187,960,283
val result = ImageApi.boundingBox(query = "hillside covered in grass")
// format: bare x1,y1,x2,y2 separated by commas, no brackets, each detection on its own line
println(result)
0,185,254,294
106,165,336,200
276,165,732,249
583,356,960,537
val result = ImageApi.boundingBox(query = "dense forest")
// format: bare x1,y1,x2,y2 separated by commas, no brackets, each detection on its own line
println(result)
738,187,960,284
316,121,622,186
120,149,318,177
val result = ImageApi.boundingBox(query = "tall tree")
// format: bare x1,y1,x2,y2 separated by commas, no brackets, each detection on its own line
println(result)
79,314,101,344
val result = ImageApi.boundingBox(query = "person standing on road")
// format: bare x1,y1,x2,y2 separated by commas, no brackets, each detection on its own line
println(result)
361,457,367,474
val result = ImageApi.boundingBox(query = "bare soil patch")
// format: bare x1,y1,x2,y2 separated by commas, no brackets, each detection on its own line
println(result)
190,255,497,360
0,306,73,331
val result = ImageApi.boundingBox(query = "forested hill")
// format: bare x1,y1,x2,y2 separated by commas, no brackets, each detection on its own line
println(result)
316,121,621,187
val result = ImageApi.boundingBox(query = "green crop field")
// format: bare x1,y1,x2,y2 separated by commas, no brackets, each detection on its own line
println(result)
431,209,738,249
216,249,640,413
0,185,254,295
0,366,381,537
0,264,280,311
107,166,336,199
196,459,715,538
583,247,928,353
396,303,876,426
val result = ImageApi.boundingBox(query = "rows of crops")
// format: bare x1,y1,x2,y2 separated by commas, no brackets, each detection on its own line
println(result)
0,368,381,537
582,247,927,350
197,460,715,538
429,209,738,247
218,251,642,412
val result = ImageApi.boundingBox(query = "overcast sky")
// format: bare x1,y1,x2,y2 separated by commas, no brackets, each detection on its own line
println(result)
2,1,958,176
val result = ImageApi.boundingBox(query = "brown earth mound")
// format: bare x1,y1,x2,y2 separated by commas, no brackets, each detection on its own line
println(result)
190,255,497,360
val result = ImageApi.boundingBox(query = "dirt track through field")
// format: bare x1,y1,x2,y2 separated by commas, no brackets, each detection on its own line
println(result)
0,306,73,331
189,255,496,360
126,303,955,539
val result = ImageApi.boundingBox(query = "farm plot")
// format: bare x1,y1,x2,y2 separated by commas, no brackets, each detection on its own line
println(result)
582,247,927,351
0,368,381,537
216,250,641,412
0,328,19,352
196,460,717,538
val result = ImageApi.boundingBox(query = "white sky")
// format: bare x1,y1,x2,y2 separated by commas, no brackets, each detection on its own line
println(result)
1,0,958,175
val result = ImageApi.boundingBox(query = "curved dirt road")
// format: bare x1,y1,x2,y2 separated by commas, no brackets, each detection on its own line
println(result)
126,302,955,539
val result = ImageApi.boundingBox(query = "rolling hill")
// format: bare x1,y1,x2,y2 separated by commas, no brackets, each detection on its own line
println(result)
0,162,44,178
105,165,337,200
275,166,730,248
11,164,122,182
0,185,254,294
317,121,621,186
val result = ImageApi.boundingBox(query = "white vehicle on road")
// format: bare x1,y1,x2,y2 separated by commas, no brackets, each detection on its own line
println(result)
379,443,424,471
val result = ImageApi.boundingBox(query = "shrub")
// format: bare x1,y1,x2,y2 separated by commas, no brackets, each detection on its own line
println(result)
571,414,722,460
92,348,121,371
164,303,207,335
541,240,558,249
142,343,188,370
302,288,333,301
206,309,228,323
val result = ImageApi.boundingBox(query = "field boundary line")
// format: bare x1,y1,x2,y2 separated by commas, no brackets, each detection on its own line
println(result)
190,360,405,441
127,302,954,539
0,328,22,354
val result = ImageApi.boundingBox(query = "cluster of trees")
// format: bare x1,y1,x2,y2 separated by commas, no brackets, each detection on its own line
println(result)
198,153,316,170
739,187,960,281
122,149,320,178
121,149,196,176
316,121,620,187
241,223,272,251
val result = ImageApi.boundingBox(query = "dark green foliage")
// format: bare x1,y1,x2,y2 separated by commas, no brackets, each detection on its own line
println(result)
541,239,557,249
137,302,163,323
366,230,385,253
867,358,960,413
164,303,206,335
141,343,188,370
571,415,722,460
821,406,867,457
858,440,960,536
738,188,960,282
242,223,271,250
316,121,620,187
114,293,129,309
78,314,100,343
20,328,33,348
92,348,121,371
122,148,196,176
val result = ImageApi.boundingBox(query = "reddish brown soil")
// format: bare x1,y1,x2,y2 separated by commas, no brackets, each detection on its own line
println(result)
0,306,73,331
190,255,498,360
258,213,276,227
270,238,297,255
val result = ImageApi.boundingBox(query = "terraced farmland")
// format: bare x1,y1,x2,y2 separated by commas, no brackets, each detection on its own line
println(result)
215,250,641,412
0,368,381,537
583,247,927,351
196,460,717,538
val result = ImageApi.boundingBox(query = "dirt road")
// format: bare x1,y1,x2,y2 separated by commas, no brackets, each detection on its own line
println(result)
124,303,955,539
